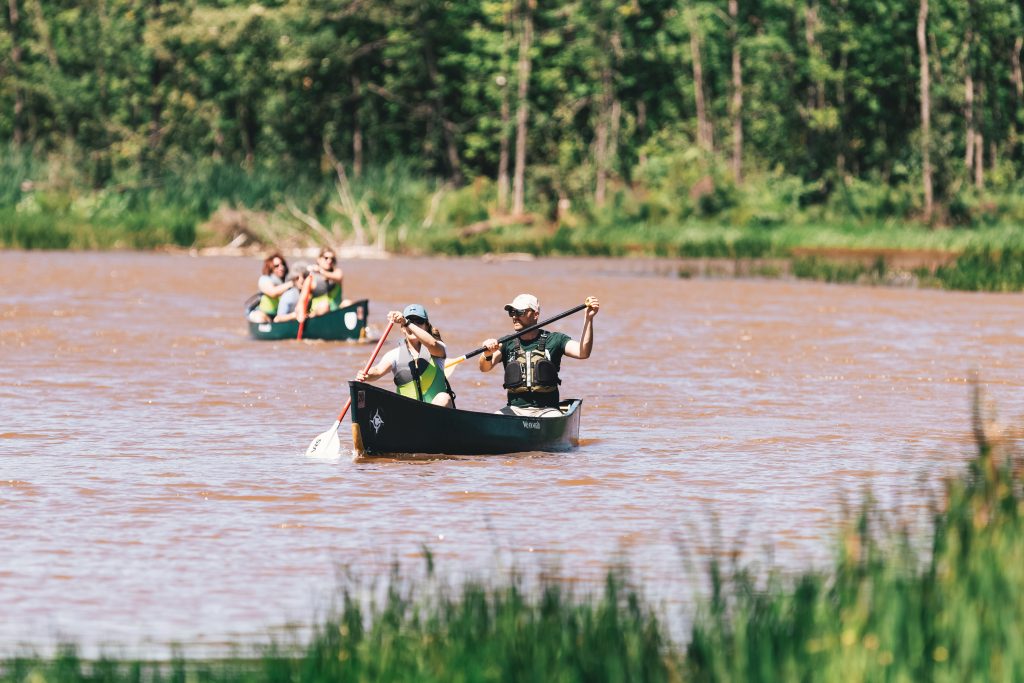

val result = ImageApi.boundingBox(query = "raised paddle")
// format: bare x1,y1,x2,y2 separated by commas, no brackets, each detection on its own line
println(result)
295,272,315,340
305,321,394,458
444,301,589,375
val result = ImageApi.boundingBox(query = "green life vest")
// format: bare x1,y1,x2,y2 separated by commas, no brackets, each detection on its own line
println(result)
502,331,562,408
258,275,285,316
310,277,342,312
258,294,280,316
393,342,449,403
503,331,561,394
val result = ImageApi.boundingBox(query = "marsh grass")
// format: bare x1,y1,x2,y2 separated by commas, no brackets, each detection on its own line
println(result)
8,386,1024,681
683,384,1024,681
6,150,1024,291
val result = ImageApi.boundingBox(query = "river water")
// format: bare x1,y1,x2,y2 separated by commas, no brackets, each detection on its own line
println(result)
3,251,1023,655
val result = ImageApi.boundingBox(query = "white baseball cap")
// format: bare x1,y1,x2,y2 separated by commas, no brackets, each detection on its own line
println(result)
504,293,539,314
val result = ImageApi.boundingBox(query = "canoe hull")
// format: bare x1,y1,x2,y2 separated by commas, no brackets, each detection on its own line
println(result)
247,299,369,341
349,381,581,457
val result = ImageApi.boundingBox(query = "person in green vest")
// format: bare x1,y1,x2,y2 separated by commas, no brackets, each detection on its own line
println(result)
308,248,351,316
248,252,298,323
355,304,455,407
477,293,600,417
271,264,311,322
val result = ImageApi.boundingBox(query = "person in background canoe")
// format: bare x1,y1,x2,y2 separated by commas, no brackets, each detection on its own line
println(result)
478,293,600,417
307,248,351,317
355,304,455,408
248,252,297,323
272,263,310,322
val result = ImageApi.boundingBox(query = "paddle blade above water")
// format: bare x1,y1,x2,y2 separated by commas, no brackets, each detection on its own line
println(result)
444,355,467,378
304,321,393,461
306,419,342,459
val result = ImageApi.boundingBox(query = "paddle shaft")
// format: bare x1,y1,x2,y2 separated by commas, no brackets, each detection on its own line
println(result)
335,321,394,421
295,275,315,340
457,302,589,364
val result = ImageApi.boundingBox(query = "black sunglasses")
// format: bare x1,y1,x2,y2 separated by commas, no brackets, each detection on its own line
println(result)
507,308,531,318
405,316,426,326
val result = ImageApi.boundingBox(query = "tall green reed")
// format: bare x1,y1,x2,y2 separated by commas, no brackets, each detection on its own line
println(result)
685,384,1024,681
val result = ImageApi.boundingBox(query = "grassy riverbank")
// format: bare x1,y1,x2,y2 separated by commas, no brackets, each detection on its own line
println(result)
4,154,1024,291
6,391,1024,681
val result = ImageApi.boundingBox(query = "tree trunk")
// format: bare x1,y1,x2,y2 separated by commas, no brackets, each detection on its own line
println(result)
351,74,363,178
974,131,983,188
424,42,462,184
143,0,163,174
689,10,713,152
1013,37,1023,100
497,9,512,213
917,0,932,221
592,97,621,207
26,0,56,67
7,0,22,146
964,17,974,172
239,102,254,168
637,101,647,168
805,1,824,110
594,67,612,206
497,79,511,212
729,0,743,184
837,49,847,175
512,0,533,216
594,115,608,207
1011,36,1022,152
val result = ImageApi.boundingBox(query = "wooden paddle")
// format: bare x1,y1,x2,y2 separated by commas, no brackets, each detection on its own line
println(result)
295,272,315,340
444,302,589,375
305,321,394,458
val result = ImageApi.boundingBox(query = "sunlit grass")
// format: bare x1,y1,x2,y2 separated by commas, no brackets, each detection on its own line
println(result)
5,149,1024,290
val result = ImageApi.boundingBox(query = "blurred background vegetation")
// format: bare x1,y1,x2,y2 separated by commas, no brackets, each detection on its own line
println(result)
2,0,1024,287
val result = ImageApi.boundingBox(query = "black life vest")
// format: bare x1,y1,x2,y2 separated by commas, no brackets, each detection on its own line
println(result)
503,331,560,394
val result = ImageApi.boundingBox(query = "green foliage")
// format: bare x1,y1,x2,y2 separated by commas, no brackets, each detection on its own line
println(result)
937,246,1024,291
791,256,887,285
1,0,1021,217
826,177,918,222
1,0,1024,260
0,209,72,249
685,389,1024,681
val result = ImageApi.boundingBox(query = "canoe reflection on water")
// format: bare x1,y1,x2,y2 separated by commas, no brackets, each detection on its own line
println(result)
349,381,582,458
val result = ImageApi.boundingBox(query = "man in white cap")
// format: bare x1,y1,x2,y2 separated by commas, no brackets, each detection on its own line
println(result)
478,293,600,417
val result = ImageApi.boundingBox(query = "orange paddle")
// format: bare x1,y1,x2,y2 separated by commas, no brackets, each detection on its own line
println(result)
295,272,315,340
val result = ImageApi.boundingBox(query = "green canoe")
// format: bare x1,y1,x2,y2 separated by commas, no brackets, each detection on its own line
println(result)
246,299,369,341
349,381,582,457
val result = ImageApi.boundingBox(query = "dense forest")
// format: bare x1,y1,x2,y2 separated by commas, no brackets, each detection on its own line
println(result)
1,0,1024,255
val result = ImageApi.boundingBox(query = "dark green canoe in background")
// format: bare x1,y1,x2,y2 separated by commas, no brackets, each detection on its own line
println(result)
247,299,369,341
349,381,582,457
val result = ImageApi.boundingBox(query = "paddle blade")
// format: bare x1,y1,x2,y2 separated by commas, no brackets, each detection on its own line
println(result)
444,355,467,378
306,420,342,459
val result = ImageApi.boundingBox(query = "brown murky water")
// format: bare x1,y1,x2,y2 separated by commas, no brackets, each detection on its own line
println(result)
3,251,1024,655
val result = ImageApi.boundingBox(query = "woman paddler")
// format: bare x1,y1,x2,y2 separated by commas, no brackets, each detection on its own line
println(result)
355,304,455,407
